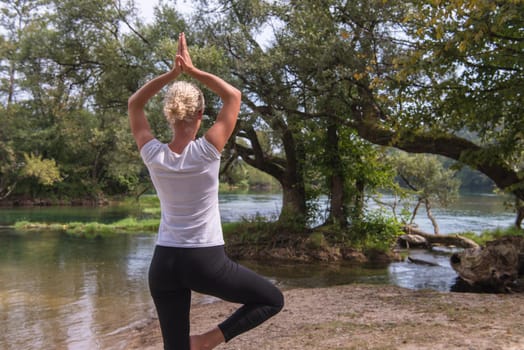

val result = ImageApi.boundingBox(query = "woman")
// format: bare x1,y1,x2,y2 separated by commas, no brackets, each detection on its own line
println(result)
128,33,283,350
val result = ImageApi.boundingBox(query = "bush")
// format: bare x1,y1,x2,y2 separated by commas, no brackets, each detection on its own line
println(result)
350,211,403,251
223,215,276,244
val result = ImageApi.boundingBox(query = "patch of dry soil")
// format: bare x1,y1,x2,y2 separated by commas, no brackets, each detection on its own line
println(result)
126,285,524,350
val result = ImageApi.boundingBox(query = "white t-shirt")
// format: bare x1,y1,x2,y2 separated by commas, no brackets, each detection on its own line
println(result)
140,137,224,248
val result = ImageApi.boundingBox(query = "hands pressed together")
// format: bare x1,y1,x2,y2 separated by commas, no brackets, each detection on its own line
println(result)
174,32,194,74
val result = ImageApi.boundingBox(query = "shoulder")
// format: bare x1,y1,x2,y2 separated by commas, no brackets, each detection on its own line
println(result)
193,137,221,160
140,138,164,163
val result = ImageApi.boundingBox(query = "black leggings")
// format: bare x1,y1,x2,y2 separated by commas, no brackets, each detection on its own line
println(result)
148,245,284,350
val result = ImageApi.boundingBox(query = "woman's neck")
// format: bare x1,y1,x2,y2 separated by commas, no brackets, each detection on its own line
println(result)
169,124,197,153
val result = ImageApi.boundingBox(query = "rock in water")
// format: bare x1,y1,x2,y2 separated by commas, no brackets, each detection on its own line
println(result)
450,236,524,292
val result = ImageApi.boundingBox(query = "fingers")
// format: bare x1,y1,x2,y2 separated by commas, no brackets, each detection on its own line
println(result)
179,32,186,53
175,55,184,66
176,32,185,58
174,33,182,70
176,54,190,71
175,32,193,73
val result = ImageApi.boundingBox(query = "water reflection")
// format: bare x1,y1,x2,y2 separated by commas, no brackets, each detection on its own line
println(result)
0,229,155,350
242,260,390,288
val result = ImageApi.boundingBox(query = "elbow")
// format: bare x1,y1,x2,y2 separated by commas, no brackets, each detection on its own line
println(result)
127,95,143,114
231,88,242,105
127,95,137,111
222,88,241,110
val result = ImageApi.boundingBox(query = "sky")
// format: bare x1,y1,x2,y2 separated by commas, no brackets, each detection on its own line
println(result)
134,0,158,23
133,0,195,23
131,0,274,48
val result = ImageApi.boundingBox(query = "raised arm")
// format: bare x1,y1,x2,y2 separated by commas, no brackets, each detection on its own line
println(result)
177,33,241,152
128,58,182,150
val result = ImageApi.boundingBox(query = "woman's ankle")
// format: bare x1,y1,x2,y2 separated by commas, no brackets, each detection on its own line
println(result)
190,327,225,350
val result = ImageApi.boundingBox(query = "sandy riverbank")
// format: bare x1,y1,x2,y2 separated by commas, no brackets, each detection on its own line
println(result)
124,284,524,350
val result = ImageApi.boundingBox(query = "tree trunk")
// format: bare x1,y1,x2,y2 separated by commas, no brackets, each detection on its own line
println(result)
235,123,307,226
410,199,422,225
325,123,348,227
424,199,440,235
8,61,15,107
515,198,523,229
352,178,365,223
280,179,306,223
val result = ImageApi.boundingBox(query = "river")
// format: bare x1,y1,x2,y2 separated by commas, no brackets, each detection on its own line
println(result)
0,193,516,349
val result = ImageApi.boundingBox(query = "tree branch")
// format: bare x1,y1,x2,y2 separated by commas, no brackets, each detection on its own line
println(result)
351,117,524,200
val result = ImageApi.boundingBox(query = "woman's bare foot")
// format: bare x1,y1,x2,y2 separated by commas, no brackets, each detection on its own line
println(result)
190,327,225,350
189,335,203,350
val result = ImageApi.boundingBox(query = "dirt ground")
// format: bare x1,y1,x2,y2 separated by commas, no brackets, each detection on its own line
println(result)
125,284,524,350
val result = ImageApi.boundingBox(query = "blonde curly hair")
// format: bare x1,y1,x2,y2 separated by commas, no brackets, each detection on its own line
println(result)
163,81,205,124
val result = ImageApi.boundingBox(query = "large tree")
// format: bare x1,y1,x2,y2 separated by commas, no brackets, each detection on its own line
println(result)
197,0,524,228
191,0,398,229
189,0,310,225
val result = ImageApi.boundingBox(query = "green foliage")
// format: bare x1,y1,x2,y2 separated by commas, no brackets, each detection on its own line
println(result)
222,216,278,245
129,195,160,206
67,222,117,238
306,232,328,249
223,212,307,246
398,0,524,178
388,152,461,232
220,160,281,193
111,218,160,232
20,153,62,186
0,0,187,200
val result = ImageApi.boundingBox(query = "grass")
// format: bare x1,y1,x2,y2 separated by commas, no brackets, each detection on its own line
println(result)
14,218,160,238
459,225,524,245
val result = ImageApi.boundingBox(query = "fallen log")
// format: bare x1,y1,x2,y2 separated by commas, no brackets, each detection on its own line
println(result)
450,236,524,292
400,225,480,249
407,256,439,266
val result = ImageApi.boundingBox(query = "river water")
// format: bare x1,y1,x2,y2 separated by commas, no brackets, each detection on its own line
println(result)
0,193,516,349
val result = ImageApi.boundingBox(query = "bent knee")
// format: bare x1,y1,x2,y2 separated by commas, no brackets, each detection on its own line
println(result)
270,289,284,314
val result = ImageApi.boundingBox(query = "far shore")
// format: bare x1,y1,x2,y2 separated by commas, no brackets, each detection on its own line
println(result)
122,284,524,350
